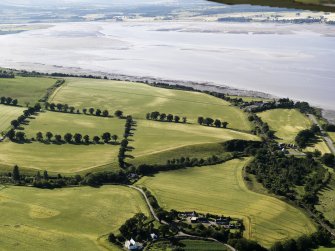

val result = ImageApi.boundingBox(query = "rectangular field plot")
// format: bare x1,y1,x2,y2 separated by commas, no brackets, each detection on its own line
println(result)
137,158,316,248
21,111,125,139
50,78,252,131
130,120,259,163
0,185,149,251
0,142,120,173
0,77,57,105
0,105,24,133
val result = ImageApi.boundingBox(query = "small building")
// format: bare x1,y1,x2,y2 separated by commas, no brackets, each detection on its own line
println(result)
150,233,158,241
125,239,139,250
190,217,199,223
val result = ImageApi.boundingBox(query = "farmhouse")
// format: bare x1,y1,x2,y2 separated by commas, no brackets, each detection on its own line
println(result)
125,238,141,250
150,233,158,241
190,216,198,223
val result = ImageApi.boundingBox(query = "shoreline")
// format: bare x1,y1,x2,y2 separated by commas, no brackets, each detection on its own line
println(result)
2,64,335,123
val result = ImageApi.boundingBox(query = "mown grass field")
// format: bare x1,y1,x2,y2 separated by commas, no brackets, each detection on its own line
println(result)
21,111,125,139
258,108,312,143
129,120,259,166
50,78,252,131
0,77,57,105
0,105,24,134
305,138,331,154
329,132,335,145
136,158,316,248
148,240,228,251
315,168,335,226
0,142,120,174
179,240,228,251
0,185,149,251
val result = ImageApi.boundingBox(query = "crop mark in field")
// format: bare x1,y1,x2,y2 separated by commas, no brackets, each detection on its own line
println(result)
59,85,230,107
29,205,60,219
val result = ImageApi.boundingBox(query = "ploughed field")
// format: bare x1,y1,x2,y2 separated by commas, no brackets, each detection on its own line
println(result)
0,77,258,174
0,185,149,251
136,158,316,248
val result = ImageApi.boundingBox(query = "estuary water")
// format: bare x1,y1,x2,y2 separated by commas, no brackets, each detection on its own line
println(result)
0,21,334,109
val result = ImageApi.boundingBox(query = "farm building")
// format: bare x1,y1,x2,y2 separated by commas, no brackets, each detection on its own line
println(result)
125,238,140,250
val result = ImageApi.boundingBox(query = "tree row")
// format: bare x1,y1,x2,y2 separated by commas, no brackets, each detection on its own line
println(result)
146,111,187,123
197,116,228,128
45,102,124,118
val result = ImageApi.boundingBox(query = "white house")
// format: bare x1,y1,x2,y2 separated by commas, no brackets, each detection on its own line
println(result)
125,238,138,250
150,233,158,241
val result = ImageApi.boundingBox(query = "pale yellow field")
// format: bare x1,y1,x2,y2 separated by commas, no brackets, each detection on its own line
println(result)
137,158,316,248
0,185,148,251
0,105,25,134
258,109,312,143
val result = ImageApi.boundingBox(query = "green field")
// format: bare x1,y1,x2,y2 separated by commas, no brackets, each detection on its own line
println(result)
0,142,119,174
137,158,316,247
130,142,232,166
305,138,331,154
21,111,125,139
50,78,252,131
0,185,149,251
0,77,57,105
179,240,228,251
129,120,259,166
258,108,312,143
315,169,335,226
329,132,335,144
0,105,24,134
0,111,125,173
0,77,258,174
148,240,228,251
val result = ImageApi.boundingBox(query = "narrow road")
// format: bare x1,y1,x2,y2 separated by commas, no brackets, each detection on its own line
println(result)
308,114,335,154
128,185,236,251
301,203,335,237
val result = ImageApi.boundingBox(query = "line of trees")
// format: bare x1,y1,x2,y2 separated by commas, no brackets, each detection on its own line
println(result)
137,154,234,176
39,79,65,103
0,96,18,106
0,70,15,78
269,228,332,251
119,116,135,168
248,113,274,139
197,116,228,128
295,125,320,148
34,131,118,145
146,111,187,123
0,165,129,188
322,123,335,132
7,104,42,141
45,102,124,119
